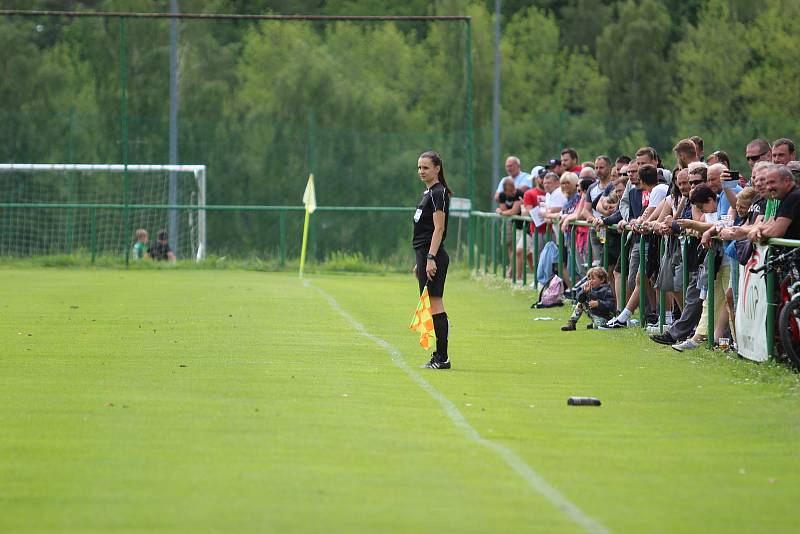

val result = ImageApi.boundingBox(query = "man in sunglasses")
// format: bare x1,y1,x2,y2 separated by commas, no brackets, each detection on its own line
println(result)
745,139,772,181
718,161,771,241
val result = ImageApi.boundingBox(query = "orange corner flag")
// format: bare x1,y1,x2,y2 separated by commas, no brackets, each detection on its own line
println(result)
409,286,436,350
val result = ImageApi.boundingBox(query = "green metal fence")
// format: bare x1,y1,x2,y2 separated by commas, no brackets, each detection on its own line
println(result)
0,203,476,266
468,212,800,360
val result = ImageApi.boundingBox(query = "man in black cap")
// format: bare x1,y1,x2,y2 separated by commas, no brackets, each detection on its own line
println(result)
545,158,564,177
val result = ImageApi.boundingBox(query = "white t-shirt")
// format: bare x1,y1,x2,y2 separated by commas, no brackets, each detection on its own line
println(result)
544,189,566,210
495,172,532,194
648,183,670,208
589,181,610,218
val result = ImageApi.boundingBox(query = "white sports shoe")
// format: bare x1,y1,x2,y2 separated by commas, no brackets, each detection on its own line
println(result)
672,339,701,352
599,317,627,329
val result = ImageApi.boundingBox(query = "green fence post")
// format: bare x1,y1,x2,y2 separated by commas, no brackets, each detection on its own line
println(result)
766,247,776,357
119,16,130,268
511,222,517,283
569,225,577,287
639,234,646,327
279,211,287,266
65,106,76,254
484,217,490,274
492,219,498,275
558,226,565,283
472,215,477,271
682,237,689,302
90,207,97,264
620,229,628,306
532,228,539,290
468,210,475,270
501,221,507,279
658,238,666,333
706,247,716,349
602,229,609,271
465,19,476,266
521,226,527,286
586,226,593,267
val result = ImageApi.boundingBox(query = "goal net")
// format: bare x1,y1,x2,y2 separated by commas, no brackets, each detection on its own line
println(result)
0,164,206,261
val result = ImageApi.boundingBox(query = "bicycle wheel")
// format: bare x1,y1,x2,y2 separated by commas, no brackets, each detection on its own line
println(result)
778,298,800,369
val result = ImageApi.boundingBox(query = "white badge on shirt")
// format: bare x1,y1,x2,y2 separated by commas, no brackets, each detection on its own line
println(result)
413,209,422,222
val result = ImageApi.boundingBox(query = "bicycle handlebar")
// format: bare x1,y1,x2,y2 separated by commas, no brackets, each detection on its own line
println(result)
750,247,800,274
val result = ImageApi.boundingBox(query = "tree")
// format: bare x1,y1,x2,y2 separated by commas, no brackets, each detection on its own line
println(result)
597,0,673,147
739,0,800,141
559,0,614,55
671,0,749,129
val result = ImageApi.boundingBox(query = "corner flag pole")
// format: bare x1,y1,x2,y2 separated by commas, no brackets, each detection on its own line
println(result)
299,174,316,278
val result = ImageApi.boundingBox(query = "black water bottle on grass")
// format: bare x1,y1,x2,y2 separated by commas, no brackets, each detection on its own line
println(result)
567,396,601,406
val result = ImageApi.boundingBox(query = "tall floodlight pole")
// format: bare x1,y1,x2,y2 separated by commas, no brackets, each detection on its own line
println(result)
168,0,179,253
491,0,501,199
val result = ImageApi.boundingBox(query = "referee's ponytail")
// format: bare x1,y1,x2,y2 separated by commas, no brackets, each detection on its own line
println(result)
420,150,453,196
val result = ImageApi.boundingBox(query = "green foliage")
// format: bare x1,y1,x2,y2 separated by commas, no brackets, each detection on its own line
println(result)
597,0,673,147
740,0,800,137
3,0,800,258
670,0,750,129
559,0,613,54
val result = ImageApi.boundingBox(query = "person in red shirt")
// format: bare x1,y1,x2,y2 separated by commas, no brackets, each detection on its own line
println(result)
560,148,583,174
519,167,547,275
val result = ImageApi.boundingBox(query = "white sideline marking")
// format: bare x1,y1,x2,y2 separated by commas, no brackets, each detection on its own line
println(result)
306,280,611,534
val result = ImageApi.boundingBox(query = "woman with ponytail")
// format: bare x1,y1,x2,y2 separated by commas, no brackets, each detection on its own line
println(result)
413,151,452,369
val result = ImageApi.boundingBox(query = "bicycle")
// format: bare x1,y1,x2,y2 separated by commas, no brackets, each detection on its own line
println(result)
750,246,800,367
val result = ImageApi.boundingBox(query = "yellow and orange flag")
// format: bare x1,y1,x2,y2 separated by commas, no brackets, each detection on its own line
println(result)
409,286,436,350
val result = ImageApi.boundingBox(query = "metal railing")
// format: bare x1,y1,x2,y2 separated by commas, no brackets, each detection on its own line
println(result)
468,211,800,359
0,203,472,265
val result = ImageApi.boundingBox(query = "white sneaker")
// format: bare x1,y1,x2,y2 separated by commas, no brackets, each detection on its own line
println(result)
599,317,627,329
672,339,701,352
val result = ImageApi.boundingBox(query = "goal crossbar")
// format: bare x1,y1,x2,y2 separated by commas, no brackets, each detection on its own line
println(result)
0,163,205,173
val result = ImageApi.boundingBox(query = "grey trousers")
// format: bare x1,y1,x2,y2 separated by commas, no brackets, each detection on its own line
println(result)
668,271,702,340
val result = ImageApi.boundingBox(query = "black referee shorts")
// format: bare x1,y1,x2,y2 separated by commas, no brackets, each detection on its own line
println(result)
415,247,449,297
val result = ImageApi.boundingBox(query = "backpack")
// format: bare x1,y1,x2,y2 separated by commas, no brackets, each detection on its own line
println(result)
532,274,564,308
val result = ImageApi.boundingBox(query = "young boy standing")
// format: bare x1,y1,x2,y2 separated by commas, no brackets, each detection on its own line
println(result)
561,267,616,330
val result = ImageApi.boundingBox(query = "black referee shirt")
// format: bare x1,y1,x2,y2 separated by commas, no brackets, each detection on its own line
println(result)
412,182,450,250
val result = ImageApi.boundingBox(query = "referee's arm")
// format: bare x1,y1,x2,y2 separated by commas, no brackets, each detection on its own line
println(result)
429,210,446,257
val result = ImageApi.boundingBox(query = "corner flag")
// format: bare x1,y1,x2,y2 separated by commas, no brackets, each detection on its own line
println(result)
409,286,436,350
302,173,317,214
299,174,316,278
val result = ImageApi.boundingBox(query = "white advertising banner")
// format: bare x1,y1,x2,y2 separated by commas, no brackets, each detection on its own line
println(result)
736,244,770,362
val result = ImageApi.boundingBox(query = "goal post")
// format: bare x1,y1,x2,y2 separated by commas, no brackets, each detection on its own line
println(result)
0,163,206,261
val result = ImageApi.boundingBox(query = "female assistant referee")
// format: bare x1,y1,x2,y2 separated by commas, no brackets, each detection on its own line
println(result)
413,151,452,369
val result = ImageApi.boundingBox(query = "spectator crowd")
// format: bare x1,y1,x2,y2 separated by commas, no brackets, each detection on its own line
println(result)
492,137,800,354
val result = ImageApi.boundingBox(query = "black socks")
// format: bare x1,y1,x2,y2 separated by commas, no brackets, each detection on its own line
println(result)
432,312,449,360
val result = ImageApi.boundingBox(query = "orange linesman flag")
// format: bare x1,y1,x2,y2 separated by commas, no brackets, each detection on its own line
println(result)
409,286,436,350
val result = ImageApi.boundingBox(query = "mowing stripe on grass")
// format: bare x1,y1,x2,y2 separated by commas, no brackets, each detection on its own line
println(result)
307,280,611,534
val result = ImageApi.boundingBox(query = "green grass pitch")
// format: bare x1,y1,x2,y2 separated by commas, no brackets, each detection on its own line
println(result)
2,268,800,532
